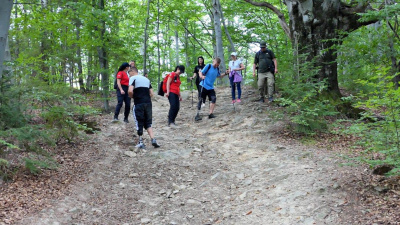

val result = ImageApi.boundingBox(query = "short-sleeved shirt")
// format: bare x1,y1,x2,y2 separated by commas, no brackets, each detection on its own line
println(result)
229,59,242,75
129,75,153,105
166,72,181,95
200,64,220,90
116,71,130,86
254,49,275,73
193,64,205,83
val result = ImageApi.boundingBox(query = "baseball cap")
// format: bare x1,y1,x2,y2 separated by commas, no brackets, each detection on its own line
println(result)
260,41,267,47
231,52,237,56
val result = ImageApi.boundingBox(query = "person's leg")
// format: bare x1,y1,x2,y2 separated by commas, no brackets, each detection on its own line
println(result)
230,76,235,101
134,104,145,147
114,89,123,119
266,72,275,101
195,89,207,120
168,94,175,124
171,93,180,123
168,93,180,124
208,90,217,118
143,103,160,147
123,86,131,121
257,72,267,101
237,82,242,100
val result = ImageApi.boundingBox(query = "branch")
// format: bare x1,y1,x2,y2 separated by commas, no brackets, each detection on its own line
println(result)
388,21,400,42
243,0,290,38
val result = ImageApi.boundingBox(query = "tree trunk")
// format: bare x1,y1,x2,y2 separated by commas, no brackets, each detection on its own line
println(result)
175,17,179,66
157,0,161,84
0,0,13,80
184,18,190,84
143,0,150,72
212,0,227,83
96,0,109,111
219,3,235,53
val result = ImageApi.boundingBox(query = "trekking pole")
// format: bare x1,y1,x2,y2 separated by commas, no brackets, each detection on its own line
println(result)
190,79,193,107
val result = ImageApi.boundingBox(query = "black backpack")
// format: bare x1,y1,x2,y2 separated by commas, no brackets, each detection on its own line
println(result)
256,49,275,74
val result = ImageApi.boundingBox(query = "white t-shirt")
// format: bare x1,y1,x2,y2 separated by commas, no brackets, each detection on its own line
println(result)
229,59,242,75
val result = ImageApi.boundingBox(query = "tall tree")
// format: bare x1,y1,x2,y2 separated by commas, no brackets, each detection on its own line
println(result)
143,0,151,72
0,0,13,80
212,0,226,72
244,0,381,99
95,0,110,111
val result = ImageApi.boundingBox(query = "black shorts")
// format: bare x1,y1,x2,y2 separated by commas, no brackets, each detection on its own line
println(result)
200,88,216,103
133,103,152,129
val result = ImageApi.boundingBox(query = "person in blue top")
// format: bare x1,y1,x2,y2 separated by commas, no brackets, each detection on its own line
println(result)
195,57,228,121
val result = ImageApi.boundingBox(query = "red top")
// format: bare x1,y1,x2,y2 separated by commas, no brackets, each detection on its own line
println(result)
116,71,129,86
167,72,181,95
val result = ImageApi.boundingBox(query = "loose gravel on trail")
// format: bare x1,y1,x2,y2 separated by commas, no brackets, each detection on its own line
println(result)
18,86,352,225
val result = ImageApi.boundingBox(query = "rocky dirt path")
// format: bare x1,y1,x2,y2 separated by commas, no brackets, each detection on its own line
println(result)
18,86,351,225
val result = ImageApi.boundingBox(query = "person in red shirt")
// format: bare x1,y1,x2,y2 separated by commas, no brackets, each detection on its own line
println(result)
114,62,131,122
165,65,185,128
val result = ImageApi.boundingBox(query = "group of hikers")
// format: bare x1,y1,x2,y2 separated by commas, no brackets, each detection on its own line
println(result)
112,41,278,149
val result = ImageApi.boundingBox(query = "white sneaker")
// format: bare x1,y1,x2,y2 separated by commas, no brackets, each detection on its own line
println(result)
201,103,205,108
135,142,146,149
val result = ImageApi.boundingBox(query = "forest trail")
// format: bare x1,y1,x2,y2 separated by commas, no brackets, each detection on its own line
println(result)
18,86,352,225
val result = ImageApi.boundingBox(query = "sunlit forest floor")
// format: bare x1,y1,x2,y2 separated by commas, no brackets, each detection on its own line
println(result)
1,86,399,224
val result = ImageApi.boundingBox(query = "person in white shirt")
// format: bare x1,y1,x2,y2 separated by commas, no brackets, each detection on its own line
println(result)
228,52,245,103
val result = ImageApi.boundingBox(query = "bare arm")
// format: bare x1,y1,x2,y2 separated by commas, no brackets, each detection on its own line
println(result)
273,58,278,73
128,85,134,98
149,88,154,98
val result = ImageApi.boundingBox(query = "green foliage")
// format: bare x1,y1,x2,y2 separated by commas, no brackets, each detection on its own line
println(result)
278,57,338,135
344,71,400,175
23,155,58,175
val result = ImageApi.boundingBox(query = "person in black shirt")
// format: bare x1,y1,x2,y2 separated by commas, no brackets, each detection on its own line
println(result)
191,56,205,100
128,67,160,149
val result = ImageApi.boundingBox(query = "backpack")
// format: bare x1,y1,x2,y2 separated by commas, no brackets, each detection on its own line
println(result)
202,63,219,77
113,74,118,89
157,73,177,96
256,49,275,74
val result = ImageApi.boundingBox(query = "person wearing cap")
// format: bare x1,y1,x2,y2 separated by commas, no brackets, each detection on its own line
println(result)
253,41,278,102
114,62,131,122
228,52,245,103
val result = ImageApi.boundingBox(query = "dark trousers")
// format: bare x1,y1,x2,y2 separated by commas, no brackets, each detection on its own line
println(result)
230,76,242,100
195,80,201,99
114,85,131,119
168,92,180,124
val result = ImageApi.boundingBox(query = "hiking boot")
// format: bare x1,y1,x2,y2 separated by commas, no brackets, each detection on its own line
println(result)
169,123,179,128
236,99,241,103
136,142,146,149
112,116,119,123
208,113,216,119
232,99,236,104
195,114,202,121
123,118,129,123
152,138,160,148
258,97,265,103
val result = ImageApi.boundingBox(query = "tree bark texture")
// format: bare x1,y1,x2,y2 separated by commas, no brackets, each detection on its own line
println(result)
212,0,226,72
143,0,151,72
0,0,13,80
